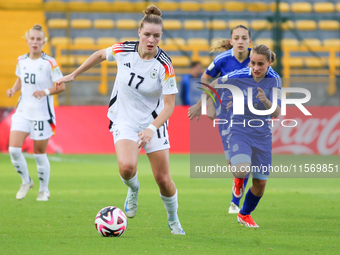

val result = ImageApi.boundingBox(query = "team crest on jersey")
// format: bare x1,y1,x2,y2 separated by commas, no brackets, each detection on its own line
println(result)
150,70,158,79
168,77,176,88
233,144,239,152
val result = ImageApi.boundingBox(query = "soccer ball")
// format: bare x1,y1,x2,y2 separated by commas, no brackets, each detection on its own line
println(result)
95,206,127,237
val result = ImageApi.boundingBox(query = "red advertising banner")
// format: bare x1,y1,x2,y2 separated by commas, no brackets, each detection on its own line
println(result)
0,106,339,155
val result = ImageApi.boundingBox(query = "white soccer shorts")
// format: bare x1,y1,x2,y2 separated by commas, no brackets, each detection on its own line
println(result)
11,113,54,140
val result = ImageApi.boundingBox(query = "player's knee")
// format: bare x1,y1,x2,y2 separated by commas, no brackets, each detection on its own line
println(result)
118,162,137,177
155,175,172,190
9,146,22,160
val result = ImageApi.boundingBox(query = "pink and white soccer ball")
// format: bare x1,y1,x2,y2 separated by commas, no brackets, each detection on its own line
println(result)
95,206,127,237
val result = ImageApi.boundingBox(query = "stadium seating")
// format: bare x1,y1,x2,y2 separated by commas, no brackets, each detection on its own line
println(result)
47,19,68,29
247,2,267,12
295,20,317,31
50,37,72,46
179,1,201,12
183,20,205,30
201,1,222,12
93,19,114,29
304,57,327,68
163,20,182,30
119,37,139,42
251,20,272,31
255,38,274,49
116,19,137,30
97,37,118,46
318,20,339,31
281,20,295,30
323,39,340,47
301,38,322,47
187,38,209,47
224,1,246,12
281,38,300,47
228,20,249,29
314,2,335,13
165,38,186,46
70,19,92,29
73,37,95,46
268,2,290,12
291,2,312,13
67,1,90,12
170,56,191,67
156,1,178,12
206,20,228,30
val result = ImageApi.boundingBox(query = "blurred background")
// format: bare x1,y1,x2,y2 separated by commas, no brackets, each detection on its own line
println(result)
0,0,339,155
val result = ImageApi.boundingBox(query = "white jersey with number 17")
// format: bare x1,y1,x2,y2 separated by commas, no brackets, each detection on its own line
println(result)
106,41,178,132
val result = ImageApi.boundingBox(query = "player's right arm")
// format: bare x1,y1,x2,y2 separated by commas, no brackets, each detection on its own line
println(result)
55,49,107,88
6,78,21,98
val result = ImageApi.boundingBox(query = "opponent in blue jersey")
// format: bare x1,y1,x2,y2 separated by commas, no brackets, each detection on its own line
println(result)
219,45,281,227
189,25,252,214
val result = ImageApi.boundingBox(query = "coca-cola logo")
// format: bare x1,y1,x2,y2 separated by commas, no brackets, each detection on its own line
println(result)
273,111,340,155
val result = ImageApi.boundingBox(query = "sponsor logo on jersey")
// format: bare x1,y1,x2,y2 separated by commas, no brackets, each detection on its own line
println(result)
115,130,120,138
168,77,175,88
163,139,168,145
150,70,158,79
39,133,44,137
233,144,239,152
124,62,131,68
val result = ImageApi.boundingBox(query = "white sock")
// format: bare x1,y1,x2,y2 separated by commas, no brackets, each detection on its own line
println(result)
9,146,30,184
120,171,140,191
160,190,178,221
33,154,50,192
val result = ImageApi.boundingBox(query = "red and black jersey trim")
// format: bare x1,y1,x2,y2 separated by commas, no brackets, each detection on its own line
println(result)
112,41,138,55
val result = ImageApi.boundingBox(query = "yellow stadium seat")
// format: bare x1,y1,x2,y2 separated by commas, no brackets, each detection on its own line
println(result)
199,56,213,67
318,20,339,30
93,19,114,29
89,1,114,12
228,20,249,30
295,20,317,31
301,38,321,47
251,20,272,30
283,58,303,68
187,38,209,46
183,20,204,30
281,20,294,30
291,2,312,13
60,56,76,66
165,38,186,46
163,20,182,30
47,19,68,29
180,1,201,11
73,37,95,46
170,56,191,67
247,2,267,12
255,38,274,49
50,37,72,46
156,1,178,12
202,1,222,12
281,38,299,47
116,19,137,30
335,58,340,68
97,37,118,46
268,2,290,12
71,19,92,29
67,1,90,12
304,57,327,68
44,1,66,12
225,1,246,12
336,3,340,12
119,37,139,42
314,2,335,13
323,39,340,47
112,1,134,12
206,20,228,30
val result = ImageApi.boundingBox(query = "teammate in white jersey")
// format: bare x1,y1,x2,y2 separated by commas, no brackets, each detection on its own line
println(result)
55,5,185,235
6,24,65,201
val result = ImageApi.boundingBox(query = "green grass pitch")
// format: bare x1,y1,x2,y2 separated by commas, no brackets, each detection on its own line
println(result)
0,153,339,255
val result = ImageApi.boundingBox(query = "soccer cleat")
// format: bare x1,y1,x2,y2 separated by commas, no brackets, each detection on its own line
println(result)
36,191,50,201
237,212,259,228
228,202,240,214
124,184,139,218
16,179,34,200
168,219,185,235
232,177,245,198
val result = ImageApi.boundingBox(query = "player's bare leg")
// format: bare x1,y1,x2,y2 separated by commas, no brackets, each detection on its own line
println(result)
148,149,185,235
115,140,140,218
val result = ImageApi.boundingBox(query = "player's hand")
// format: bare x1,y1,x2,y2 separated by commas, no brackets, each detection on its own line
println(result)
256,87,267,102
32,90,48,100
137,128,154,149
188,103,201,121
55,74,74,90
6,89,15,98
207,105,216,120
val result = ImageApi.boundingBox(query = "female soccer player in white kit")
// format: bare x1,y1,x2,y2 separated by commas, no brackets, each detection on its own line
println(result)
55,6,185,235
6,24,65,201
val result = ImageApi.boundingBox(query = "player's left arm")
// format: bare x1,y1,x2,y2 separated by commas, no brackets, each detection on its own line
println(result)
32,82,66,99
256,87,280,118
137,94,175,149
